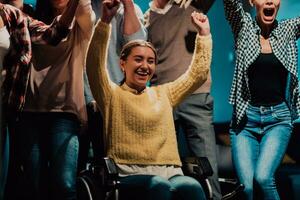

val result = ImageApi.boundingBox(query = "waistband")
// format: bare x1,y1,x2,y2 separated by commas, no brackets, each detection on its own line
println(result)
248,102,289,113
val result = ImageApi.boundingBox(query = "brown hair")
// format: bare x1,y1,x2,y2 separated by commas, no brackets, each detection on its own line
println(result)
120,39,158,64
119,40,157,85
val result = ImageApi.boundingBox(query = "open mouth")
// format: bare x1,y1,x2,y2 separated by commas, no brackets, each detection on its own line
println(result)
136,71,150,77
263,8,275,17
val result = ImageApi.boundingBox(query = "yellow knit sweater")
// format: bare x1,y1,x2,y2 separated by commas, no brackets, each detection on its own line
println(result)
86,21,212,167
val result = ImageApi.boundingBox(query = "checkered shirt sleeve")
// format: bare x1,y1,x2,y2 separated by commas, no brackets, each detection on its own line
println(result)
223,0,300,125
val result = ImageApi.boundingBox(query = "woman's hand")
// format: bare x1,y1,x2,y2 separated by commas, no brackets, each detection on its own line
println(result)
191,11,210,36
101,0,120,24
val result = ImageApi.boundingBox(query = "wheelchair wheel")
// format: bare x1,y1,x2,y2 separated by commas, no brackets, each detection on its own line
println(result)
77,170,106,200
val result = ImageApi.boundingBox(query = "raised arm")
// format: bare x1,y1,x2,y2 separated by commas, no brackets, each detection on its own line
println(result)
223,0,245,39
295,17,300,39
76,0,96,39
122,0,142,35
58,0,79,28
86,0,119,113
165,12,212,107
122,0,147,43
86,21,112,114
28,0,80,45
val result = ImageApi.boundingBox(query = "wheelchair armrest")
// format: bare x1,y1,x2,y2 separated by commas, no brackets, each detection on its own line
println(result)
181,157,214,179
78,157,120,200
101,157,118,177
181,157,214,199
88,157,119,188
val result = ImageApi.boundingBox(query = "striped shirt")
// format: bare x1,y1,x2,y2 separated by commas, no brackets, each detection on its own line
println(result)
223,0,300,125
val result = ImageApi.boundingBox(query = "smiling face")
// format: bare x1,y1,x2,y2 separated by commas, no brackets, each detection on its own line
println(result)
250,0,280,26
120,45,156,92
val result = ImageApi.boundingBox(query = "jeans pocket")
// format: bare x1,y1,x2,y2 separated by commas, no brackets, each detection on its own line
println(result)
272,108,291,120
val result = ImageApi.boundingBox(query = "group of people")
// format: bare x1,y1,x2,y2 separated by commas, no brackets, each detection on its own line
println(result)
0,0,299,200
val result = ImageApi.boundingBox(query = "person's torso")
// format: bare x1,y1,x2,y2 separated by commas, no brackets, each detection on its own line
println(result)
235,16,298,78
147,4,211,93
104,85,181,166
24,22,89,123
247,52,288,106
230,14,299,123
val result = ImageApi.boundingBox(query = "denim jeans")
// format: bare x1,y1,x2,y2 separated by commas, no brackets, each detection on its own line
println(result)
5,112,79,200
119,175,206,200
230,102,292,200
0,126,9,200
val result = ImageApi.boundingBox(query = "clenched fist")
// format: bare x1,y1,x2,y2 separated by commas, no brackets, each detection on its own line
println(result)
101,0,120,23
191,11,210,36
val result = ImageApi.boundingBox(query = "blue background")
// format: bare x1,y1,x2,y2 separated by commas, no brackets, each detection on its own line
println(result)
25,0,300,123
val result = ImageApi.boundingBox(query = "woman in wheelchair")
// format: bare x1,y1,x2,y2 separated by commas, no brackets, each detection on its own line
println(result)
86,0,212,199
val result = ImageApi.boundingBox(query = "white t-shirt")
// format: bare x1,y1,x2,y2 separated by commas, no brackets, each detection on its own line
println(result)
0,25,10,85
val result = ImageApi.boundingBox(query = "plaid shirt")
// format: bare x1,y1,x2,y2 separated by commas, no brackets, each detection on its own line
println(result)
0,4,69,113
223,0,300,125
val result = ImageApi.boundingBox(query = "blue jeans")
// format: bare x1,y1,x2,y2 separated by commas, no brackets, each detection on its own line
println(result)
119,175,206,200
0,126,9,200
230,102,292,200
5,112,79,200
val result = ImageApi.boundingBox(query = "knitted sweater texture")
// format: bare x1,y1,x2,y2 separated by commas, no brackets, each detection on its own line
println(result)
86,21,212,166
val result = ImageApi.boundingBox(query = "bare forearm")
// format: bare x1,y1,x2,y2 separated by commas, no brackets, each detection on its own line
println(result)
59,0,79,28
122,0,141,35
76,0,95,38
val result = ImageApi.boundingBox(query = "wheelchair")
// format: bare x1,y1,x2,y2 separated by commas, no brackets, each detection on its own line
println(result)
77,156,244,200
77,157,119,200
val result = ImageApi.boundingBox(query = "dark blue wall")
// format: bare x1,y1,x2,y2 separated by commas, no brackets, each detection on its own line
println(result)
25,0,300,123
135,1,300,123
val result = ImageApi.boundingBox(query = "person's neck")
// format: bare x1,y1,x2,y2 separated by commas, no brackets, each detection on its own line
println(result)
124,82,146,94
154,0,169,9
256,18,274,39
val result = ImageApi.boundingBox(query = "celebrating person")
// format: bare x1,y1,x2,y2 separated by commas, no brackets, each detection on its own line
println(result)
223,0,300,199
0,1,80,199
3,0,94,199
86,0,212,199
